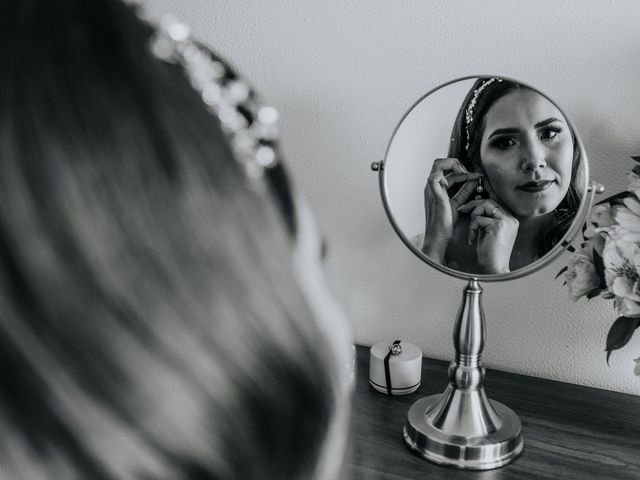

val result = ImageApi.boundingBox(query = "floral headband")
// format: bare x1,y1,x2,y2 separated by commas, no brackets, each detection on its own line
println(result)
464,77,503,151
124,0,280,183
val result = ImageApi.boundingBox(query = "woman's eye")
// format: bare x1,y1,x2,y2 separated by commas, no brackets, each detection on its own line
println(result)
540,127,561,140
490,137,517,149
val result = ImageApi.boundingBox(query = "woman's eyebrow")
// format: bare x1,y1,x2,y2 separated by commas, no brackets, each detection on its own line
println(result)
488,127,518,139
534,117,563,128
487,117,564,139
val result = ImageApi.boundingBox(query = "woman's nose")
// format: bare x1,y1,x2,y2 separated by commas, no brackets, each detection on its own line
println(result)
520,140,546,172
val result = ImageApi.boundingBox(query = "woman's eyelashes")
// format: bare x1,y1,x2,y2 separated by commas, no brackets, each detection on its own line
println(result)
489,136,517,150
488,126,563,150
539,125,562,140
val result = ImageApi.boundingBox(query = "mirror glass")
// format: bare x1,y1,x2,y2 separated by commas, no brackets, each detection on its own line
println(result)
383,76,588,279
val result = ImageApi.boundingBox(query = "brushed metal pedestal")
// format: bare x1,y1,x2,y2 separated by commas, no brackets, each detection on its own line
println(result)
403,279,523,470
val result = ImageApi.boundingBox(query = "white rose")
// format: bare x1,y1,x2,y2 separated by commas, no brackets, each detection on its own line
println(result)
565,251,601,301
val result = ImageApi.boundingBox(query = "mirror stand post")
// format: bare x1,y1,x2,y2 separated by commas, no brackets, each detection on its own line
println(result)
403,279,523,470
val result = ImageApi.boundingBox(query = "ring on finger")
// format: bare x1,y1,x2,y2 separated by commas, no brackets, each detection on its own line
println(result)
490,207,500,218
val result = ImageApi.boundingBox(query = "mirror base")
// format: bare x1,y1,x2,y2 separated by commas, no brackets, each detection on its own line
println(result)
403,394,523,470
402,279,523,470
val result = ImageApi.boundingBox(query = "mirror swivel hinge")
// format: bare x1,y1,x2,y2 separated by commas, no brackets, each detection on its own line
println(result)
587,182,606,194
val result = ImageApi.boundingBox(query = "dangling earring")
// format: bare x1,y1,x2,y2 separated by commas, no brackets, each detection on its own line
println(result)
475,176,484,199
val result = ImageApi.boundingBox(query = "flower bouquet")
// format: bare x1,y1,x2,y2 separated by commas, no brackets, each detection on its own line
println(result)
559,157,640,375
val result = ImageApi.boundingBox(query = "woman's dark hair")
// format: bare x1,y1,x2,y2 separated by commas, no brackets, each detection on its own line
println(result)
447,77,584,258
0,0,344,478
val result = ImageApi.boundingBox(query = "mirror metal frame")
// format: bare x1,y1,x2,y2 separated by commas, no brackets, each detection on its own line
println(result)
376,74,591,281
372,74,600,470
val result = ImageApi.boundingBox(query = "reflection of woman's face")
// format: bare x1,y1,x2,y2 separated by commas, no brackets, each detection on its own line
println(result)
478,89,574,219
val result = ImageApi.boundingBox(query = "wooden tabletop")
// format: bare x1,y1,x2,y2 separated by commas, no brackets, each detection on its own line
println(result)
346,345,640,479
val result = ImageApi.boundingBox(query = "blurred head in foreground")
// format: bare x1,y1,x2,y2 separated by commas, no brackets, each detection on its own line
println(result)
0,1,352,478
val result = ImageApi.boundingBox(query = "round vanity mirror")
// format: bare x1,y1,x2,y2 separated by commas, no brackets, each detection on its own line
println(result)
379,76,591,281
372,75,601,470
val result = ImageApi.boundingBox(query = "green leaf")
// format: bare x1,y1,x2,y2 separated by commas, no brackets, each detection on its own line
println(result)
605,316,640,364
597,191,630,206
592,248,607,289
586,288,606,299
555,265,568,280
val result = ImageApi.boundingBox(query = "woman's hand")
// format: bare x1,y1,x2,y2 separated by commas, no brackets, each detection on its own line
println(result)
422,158,483,262
457,192,519,274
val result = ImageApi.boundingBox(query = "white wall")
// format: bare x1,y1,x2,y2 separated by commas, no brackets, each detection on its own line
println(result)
151,0,640,394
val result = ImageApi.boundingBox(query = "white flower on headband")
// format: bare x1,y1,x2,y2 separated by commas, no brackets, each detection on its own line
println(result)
464,77,503,151
125,1,280,182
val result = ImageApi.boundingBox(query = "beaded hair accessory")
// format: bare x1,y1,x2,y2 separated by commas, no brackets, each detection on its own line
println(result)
124,0,280,182
464,77,503,151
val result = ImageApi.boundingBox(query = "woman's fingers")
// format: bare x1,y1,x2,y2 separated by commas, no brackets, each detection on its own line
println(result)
431,157,468,176
427,158,483,210
457,199,503,218
428,172,482,195
428,170,448,188
468,216,496,245
457,198,485,212
451,176,482,208
471,216,495,228
463,199,503,245
446,171,483,186
470,204,504,220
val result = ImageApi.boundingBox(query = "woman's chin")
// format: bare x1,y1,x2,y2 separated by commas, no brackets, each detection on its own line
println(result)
515,205,557,219
509,193,564,219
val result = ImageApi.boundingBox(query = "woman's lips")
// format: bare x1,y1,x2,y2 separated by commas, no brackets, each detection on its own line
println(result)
517,180,554,193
